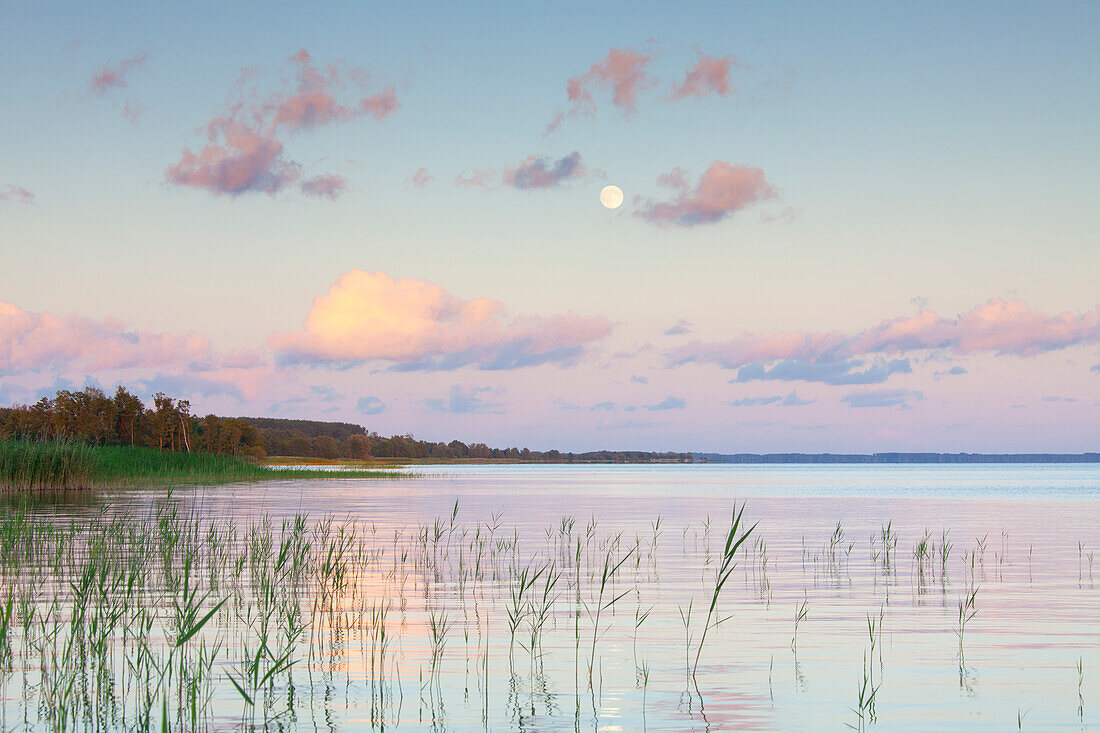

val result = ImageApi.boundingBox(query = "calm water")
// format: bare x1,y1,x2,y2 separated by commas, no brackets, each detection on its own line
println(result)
2,463,1099,731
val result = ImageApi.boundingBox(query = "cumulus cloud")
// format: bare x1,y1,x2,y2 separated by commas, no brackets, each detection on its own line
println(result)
0,301,211,376
410,167,434,188
503,152,586,189
357,396,386,415
269,270,612,370
841,389,924,409
0,301,271,399
635,162,775,226
670,299,1100,377
0,185,34,204
424,386,504,414
166,50,396,198
89,52,148,95
671,53,738,101
300,173,347,200
545,47,655,134
647,395,686,411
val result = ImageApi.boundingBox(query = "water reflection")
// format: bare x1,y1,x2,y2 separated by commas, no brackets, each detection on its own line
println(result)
0,464,1098,731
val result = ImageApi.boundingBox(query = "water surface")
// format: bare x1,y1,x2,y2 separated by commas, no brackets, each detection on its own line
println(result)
2,464,1098,731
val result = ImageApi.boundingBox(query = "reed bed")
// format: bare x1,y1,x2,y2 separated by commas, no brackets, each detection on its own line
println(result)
0,492,1091,731
0,440,398,492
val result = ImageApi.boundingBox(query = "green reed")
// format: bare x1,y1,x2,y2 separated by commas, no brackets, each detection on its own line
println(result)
691,502,756,679
0,439,399,492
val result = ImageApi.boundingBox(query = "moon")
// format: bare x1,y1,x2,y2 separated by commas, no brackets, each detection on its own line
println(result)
600,185,624,210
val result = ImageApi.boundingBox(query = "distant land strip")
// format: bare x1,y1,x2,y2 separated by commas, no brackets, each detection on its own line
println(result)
694,453,1100,464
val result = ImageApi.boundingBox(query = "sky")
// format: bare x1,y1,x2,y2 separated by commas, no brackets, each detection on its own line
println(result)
1,0,1099,453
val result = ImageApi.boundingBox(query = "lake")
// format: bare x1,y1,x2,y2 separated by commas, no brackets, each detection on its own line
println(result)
2,463,1098,731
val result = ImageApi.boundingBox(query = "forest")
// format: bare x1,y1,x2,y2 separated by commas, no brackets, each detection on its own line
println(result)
0,385,694,463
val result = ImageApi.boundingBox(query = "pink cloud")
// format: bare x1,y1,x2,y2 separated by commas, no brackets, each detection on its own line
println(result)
850,300,1100,357
300,173,347,201
268,270,612,370
410,167,434,188
359,87,399,119
0,302,273,400
0,301,211,376
167,50,396,197
669,299,1100,370
635,161,776,226
671,54,738,100
545,47,655,134
0,185,34,204
89,52,148,96
503,151,586,189
165,120,300,196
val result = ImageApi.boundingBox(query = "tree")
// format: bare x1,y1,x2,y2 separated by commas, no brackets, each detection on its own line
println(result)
114,387,145,446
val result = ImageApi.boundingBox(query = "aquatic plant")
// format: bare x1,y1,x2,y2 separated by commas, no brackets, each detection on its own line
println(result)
691,502,756,679
0,439,399,492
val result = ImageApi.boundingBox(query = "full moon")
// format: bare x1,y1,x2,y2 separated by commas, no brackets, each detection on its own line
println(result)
599,185,624,210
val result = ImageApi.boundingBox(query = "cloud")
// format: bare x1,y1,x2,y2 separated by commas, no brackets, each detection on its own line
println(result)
357,396,386,415
0,185,34,205
730,391,814,407
671,53,738,101
670,299,1100,373
503,152,586,189
300,173,347,200
0,301,212,377
729,395,781,407
269,270,612,370
647,395,686,411
635,162,776,226
136,372,247,401
933,365,968,380
630,374,648,384
664,319,692,336
731,357,912,385
165,120,300,196
89,52,148,95
1091,364,1100,374
424,385,504,414
410,167,434,188
166,50,395,198
841,389,924,408
0,301,273,399
455,152,587,191
310,385,342,402
781,391,815,406
545,47,655,134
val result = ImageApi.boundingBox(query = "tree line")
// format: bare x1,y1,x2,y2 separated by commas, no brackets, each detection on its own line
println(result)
0,385,694,463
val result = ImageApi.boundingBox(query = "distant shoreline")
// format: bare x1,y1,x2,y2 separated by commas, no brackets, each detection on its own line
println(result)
264,452,1100,466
